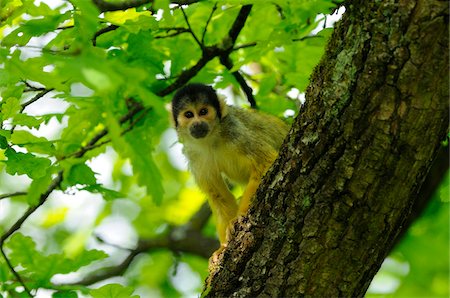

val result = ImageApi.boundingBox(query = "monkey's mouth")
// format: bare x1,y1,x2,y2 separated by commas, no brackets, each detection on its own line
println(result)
190,122,209,139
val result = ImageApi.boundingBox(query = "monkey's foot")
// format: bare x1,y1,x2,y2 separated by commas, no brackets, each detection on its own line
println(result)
208,244,226,271
226,213,247,242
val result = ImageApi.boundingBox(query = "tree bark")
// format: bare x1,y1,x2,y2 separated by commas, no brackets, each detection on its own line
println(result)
203,0,449,297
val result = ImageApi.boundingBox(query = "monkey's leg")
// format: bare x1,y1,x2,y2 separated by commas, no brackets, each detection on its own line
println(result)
211,194,238,244
238,153,277,216
197,176,238,244
201,182,238,269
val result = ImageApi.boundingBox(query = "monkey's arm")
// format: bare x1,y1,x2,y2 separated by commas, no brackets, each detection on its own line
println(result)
194,171,238,244
238,149,278,216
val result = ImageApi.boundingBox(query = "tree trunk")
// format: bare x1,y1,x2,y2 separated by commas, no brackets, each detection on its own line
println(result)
203,0,449,297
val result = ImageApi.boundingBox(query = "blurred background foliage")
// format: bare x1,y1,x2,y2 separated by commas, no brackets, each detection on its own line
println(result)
0,0,448,297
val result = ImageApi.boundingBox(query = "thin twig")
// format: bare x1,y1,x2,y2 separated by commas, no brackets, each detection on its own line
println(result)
155,27,190,39
23,82,47,92
119,107,151,135
9,89,54,134
201,3,218,44
291,35,324,42
219,55,256,108
0,245,33,297
94,234,134,251
60,104,147,160
0,192,27,200
232,35,324,52
0,172,63,296
0,171,63,244
179,6,203,48
21,89,54,110
158,5,253,96
158,54,213,96
232,42,257,51
92,24,119,46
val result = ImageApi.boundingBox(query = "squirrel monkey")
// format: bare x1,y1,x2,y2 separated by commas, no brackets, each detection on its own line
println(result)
170,83,289,251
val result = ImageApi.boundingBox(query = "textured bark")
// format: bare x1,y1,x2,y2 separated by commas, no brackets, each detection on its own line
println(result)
203,0,449,297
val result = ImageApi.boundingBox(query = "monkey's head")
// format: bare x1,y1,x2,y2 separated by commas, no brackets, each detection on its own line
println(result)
171,83,227,140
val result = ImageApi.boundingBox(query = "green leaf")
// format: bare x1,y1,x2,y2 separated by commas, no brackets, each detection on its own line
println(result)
62,249,108,274
81,184,124,201
2,13,70,46
1,97,21,119
257,73,278,96
26,172,54,205
71,0,101,44
125,132,164,204
81,68,114,93
4,148,51,179
0,258,9,282
10,130,54,154
13,114,44,129
105,109,164,204
0,135,7,149
11,130,46,144
6,233,107,285
6,233,37,270
66,163,97,186
90,284,139,298
52,291,78,298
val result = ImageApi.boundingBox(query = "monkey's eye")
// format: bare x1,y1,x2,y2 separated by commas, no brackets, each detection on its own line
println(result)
184,111,194,118
199,108,208,116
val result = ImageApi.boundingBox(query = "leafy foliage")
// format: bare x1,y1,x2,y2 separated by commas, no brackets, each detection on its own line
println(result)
0,0,447,297
367,179,450,297
5,233,107,288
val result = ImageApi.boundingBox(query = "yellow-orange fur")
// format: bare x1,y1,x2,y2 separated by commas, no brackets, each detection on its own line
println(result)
171,84,289,248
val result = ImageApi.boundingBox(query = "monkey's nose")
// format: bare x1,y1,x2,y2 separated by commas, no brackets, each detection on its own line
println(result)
190,122,209,139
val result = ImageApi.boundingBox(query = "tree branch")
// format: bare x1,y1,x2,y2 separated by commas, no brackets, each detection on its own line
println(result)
203,0,449,296
61,202,218,286
0,104,147,289
157,5,253,96
226,5,252,46
0,171,64,297
0,245,33,297
0,172,63,245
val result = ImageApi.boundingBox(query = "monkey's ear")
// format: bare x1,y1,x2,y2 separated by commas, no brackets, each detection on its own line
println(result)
165,102,177,127
218,95,228,118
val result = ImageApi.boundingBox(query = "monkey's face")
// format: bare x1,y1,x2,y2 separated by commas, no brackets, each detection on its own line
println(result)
175,102,220,140
171,84,226,141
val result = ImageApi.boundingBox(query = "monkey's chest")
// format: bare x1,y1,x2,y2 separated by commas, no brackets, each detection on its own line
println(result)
212,148,251,185
185,143,252,185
